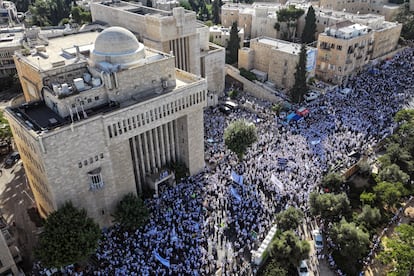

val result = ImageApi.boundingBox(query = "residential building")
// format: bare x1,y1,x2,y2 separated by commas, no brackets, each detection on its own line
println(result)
209,25,244,48
0,229,19,275
0,26,23,79
315,21,373,84
318,0,401,21
6,27,207,226
90,3,225,103
238,37,316,90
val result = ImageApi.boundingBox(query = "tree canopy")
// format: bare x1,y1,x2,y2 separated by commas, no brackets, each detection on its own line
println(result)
224,119,257,160
0,111,12,140
262,258,288,276
275,206,304,232
35,202,101,268
373,181,406,207
378,223,414,276
378,164,409,185
212,0,222,24
276,5,305,41
269,230,310,267
357,205,382,230
393,2,414,40
290,44,308,103
330,219,370,269
226,21,240,64
320,172,344,193
309,192,350,221
301,5,316,43
112,193,149,231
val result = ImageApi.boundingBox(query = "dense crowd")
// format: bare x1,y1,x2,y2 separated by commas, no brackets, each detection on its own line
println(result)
34,47,414,275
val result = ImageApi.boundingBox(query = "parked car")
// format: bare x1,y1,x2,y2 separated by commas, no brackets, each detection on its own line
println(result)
304,91,320,101
312,229,323,249
4,152,20,168
297,260,310,276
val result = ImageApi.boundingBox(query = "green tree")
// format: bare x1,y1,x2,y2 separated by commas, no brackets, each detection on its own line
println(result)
275,206,304,232
378,224,414,276
212,0,221,24
35,202,100,268
71,6,91,25
269,230,310,267
112,193,149,231
360,191,377,206
29,0,72,26
301,5,316,43
330,219,370,270
320,172,344,193
290,44,308,103
276,5,305,41
393,3,414,40
357,205,382,230
179,0,192,10
262,258,288,276
198,0,210,21
226,21,240,64
373,181,406,207
0,111,12,140
309,192,350,221
224,119,257,160
378,164,409,184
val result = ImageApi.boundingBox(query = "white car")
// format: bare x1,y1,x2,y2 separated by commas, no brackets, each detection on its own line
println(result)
297,260,310,276
304,91,320,101
312,229,323,249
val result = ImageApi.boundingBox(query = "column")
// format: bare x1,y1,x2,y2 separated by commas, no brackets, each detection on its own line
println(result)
159,125,166,166
148,130,156,171
131,137,142,194
153,128,161,169
137,135,146,181
164,123,171,163
142,131,151,173
169,121,176,162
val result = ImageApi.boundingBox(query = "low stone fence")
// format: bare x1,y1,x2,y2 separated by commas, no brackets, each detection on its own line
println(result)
225,65,284,104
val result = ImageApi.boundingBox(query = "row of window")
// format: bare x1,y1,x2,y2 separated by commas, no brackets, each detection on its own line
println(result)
11,124,37,156
78,153,104,168
108,90,206,139
26,166,54,211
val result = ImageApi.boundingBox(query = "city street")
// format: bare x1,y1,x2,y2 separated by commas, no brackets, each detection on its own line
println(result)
1,89,40,273
0,160,40,272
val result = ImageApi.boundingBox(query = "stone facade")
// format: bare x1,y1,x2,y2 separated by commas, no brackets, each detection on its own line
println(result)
318,0,401,21
316,22,373,84
6,28,207,226
90,3,225,99
239,37,316,90
0,231,19,275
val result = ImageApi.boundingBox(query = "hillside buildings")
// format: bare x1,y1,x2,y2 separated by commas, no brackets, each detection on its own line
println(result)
90,3,225,104
318,0,401,21
239,37,316,89
5,27,207,226
315,22,373,84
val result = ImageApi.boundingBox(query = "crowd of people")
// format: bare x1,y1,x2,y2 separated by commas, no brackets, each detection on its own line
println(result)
34,47,414,275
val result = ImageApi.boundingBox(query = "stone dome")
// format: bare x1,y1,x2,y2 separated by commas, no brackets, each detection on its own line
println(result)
90,26,145,68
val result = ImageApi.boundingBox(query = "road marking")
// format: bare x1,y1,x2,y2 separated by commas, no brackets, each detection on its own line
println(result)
22,190,34,203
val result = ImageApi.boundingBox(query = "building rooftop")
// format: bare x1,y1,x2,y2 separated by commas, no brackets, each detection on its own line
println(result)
255,37,303,55
323,22,370,39
0,26,24,48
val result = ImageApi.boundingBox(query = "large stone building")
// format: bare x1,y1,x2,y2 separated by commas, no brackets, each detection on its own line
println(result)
0,229,19,275
315,21,373,84
209,25,244,48
238,37,316,90
5,27,207,226
90,3,225,104
318,0,401,21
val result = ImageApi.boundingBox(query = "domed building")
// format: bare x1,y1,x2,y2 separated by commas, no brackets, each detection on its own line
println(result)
90,27,146,68
6,26,207,226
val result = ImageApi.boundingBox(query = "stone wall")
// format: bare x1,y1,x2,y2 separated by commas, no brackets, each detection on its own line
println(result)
225,65,281,103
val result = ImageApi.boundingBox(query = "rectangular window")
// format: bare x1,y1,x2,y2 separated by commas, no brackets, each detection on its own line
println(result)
89,171,104,191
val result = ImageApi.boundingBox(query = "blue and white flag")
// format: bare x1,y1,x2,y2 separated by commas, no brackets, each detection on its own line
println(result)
153,251,170,268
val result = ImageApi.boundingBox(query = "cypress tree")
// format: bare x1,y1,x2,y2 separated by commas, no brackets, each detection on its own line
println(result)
302,6,317,43
226,21,240,64
290,44,308,103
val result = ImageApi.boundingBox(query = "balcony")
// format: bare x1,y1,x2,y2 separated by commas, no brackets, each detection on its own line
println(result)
356,55,363,60
346,59,352,64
